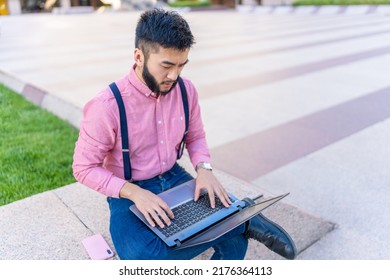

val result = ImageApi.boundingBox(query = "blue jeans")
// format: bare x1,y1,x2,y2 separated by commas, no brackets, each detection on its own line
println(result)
107,163,248,260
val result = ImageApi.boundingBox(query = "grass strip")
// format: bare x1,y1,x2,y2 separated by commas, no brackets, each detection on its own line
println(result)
0,84,79,206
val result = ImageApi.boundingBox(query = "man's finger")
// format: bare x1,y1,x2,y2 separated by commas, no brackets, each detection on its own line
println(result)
156,203,173,226
194,185,201,202
158,200,174,219
213,188,229,208
221,190,233,207
157,210,171,227
164,206,175,219
208,190,216,208
149,209,166,228
143,211,156,228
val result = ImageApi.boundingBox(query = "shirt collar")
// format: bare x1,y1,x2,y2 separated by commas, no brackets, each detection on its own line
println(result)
128,64,156,98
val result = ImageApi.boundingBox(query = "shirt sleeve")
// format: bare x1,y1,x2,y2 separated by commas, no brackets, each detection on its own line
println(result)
183,79,212,169
72,93,127,198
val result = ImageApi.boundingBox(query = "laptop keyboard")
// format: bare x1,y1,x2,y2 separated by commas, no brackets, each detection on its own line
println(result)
158,194,225,237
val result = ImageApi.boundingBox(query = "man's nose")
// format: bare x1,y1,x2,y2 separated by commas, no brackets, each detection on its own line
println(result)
167,68,179,81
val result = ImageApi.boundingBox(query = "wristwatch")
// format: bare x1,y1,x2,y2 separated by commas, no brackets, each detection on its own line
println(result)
196,162,213,172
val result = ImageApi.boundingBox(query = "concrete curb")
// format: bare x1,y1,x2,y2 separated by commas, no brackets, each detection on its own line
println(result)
0,69,82,129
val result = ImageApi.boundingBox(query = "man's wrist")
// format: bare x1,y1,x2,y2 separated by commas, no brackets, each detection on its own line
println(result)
119,181,140,200
196,162,213,172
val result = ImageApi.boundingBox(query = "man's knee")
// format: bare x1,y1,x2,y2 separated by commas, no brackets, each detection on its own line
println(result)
114,237,170,260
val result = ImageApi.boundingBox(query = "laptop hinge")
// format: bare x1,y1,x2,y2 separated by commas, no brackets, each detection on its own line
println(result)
174,239,182,247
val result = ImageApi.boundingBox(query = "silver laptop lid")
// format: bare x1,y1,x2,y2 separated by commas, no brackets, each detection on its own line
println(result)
175,193,289,249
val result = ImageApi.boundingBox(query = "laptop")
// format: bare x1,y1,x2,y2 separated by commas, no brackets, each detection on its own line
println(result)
129,179,288,249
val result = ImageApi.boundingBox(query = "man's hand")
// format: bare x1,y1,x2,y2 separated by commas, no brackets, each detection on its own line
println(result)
194,168,232,208
120,182,174,228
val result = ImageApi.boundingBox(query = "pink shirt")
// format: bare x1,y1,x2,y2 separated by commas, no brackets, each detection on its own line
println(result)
72,68,211,198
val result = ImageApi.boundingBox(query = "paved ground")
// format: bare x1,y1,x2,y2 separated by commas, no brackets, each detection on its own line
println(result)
1,6,390,260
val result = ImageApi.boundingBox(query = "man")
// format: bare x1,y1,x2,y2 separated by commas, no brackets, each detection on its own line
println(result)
73,8,296,260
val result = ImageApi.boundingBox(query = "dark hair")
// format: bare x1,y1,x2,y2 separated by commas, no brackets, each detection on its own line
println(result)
135,9,195,56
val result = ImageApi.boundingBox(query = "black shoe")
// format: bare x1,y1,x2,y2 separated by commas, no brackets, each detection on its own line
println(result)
243,197,297,260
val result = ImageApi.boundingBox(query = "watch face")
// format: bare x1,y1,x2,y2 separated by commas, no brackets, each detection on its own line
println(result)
204,163,212,169
201,163,212,170
197,162,213,171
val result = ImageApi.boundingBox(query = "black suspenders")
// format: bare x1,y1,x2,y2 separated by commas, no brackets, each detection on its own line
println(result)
177,77,189,160
109,82,132,181
109,77,189,181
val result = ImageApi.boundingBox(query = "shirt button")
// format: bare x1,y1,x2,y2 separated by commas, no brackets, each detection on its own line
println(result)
158,120,162,125
160,140,164,144
162,162,166,165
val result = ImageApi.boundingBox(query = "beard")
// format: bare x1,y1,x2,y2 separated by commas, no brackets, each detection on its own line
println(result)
142,63,178,97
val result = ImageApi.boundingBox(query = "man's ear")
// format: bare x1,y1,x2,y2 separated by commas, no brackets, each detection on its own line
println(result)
134,48,144,68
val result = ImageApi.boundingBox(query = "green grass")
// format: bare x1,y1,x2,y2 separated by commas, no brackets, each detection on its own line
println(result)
0,84,79,206
293,0,390,5
168,0,211,8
